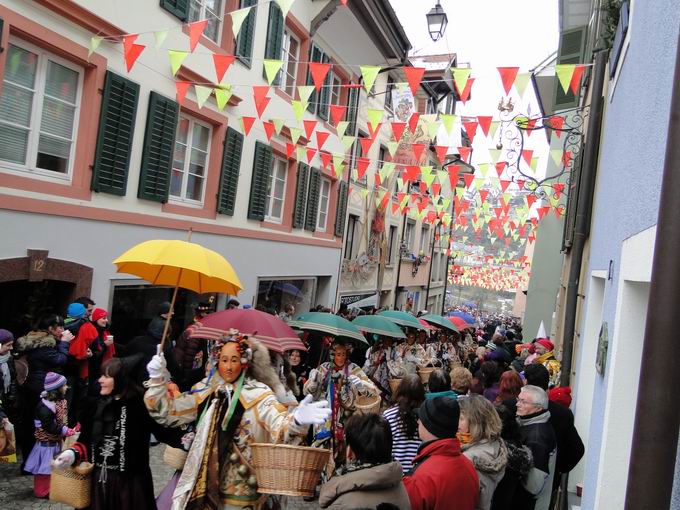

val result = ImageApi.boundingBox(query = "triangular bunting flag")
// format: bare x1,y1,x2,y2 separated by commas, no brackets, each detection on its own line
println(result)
477,116,493,137
459,78,475,104
89,36,102,57
434,145,448,164
275,0,296,17
194,85,212,108
367,109,384,130
386,141,399,157
286,142,296,159
458,146,472,163
463,120,478,143
451,67,472,95
391,122,406,141
515,72,531,97
356,157,370,180
367,122,382,139
272,118,285,134
440,114,456,135
316,131,330,150
169,50,190,76
297,85,315,105
555,64,576,94
522,149,534,166
341,136,355,150
306,147,316,163
214,85,232,110
291,100,305,120
188,20,208,52
329,104,347,126
495,162,507,178
412,143,425,161
123,35,145,72
497,67,519,95
403,66,426,95
230,7,253,39
213,54,235,83
335,120,349,139
289,127,302,145
303,120,317,140
408,112,420,134
360,65,381,92
175,81,191,105
309,62,331,92
262,121,276,141
263,59,283,85
241,116,255,136
360,136,375,154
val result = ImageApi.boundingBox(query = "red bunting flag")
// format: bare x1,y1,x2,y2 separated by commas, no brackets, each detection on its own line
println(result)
448,165,460,188
320,151,332,169
562,151,573,167
123,35,145,72
374,174,382,188
188,20,208,52
495,162,506,178
526,194,537,208
546,115,565,137
494,208,503,219
356,157,370,180
463,121,478,143
303,120,317,140
463,173,475,188
570,65,586,94
553,183,565,197
262,120,275,141
497,67,519,95
516,179,525,191
306,147,317,163
392,201,401,214
175,80,191,104
309,62,331,92
367,122,382,139
479,190,489,204
286,142,296,159
241,116,255,136
417,193,428,208
477,116,493,136
403,66,426,95
253,86,270,116
500,180,511,193
404,165,420,181
459,78,475,104
412,143,425,161
524,118,538,137
458,146,472,163
431,183,441,196
408,112,420,134
254,97,270,118
329,104,347,126
391,122,406,141
359,136,375,155
316,131,330,150
521,149,534,165
434,145,448,164
213,54,236,82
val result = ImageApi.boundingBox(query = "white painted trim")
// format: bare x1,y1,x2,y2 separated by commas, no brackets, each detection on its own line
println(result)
609,0,635,102
591,269,608,279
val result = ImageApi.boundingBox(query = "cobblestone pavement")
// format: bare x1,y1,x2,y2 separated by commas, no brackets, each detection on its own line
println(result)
0,446,319,509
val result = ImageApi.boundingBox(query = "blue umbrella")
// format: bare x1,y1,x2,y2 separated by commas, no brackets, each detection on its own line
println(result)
448,311,476,324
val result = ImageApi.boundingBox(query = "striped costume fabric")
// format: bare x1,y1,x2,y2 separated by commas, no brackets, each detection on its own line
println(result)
383,405,422,474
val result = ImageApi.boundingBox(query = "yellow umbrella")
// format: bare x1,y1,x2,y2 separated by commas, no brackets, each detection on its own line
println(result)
113,237,242,349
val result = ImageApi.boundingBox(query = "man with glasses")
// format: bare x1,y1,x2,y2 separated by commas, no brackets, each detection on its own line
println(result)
514,385,557,510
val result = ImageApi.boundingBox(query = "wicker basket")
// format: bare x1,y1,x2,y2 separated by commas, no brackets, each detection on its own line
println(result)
418,367,435,384
389,378,402,394
355,395,381,414
163,445,188,471
50,462,94,509
250,443,330,497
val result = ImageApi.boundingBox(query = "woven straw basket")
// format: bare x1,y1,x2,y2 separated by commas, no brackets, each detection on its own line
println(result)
250,443,330,497
164,446,188,471
50,462,93,509
355,395,381,415
418,367,435,384
388,378,402,394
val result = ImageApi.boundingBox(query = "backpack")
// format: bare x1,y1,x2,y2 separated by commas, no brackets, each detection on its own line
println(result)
14,355,28,387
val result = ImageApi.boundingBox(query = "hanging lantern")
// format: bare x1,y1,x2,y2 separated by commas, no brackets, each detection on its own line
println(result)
426,1,448,42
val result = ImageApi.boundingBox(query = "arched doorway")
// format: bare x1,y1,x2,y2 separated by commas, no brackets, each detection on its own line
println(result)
0,250,92,337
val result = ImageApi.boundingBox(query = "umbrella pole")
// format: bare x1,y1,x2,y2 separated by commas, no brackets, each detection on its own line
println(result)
160,268,182,352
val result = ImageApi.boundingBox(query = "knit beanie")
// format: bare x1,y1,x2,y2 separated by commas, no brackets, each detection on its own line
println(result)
44,372,67,392
536,339,554,351
549,387,572,408
418,396,459,439
67,302,87,319
0,329,13,345
91,308,108,322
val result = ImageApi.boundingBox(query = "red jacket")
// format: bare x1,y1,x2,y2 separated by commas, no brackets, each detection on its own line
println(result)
69,322,115,379
403,438,479,510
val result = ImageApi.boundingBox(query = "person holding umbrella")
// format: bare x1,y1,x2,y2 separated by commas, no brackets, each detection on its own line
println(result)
397,331,427,374
304,339,378,469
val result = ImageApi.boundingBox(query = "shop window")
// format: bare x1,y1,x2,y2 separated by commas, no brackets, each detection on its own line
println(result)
256,278,316,315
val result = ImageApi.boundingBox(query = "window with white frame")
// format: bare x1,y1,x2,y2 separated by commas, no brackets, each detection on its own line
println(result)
316,178,331,231
420,225,430,254
0,40,83,179
385,75,395,111
405,220,416,253
345,214,360,259
170,115,211,204
265,157,288,222
329,73,342,106
188,0,223,43
387,225,398,264
279,29,300,96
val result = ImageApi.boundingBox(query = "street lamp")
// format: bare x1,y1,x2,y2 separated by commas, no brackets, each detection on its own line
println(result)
426,1,448,42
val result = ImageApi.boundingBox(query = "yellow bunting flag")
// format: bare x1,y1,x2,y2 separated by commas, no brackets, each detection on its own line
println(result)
154,30,169,49
367,108,385,130
440,114,456,135
386,140,399,157
297,85,314,107
263,59,283,85
555,64,577,94
451,67,472,93
89,36,102,57
214,85,232,110
379,162,396,181
550,149,564,167
272,118,285,134
335,120,349,139
341,136,355,151
230,7,253,39
291,100,305,121
360,65,381,92
194,85,212,108
515,73,531,97
275,0,296,17
289,127,302,145
168,50,189,76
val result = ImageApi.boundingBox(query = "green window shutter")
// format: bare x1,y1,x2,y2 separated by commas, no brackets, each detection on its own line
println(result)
217,127,244,215
159,0,189,21
334,180,349,237
91,71,140,196
236,0,258,67
306,44,323,114
346,87,359,135
248,141,273,220
304,168,321,231
138,92,178,203
317,53,331,121
554,26,587,110
292,163,310,228
264,2,284,85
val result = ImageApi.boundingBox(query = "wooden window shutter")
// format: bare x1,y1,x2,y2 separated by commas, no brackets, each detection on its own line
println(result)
334,180,349,237
247,141,273,220
264,2,284,73
306,44,323,114
216,127,244,215
346,87,359,135
317,53,331,121
554,26,587,110
159,0,189,21
91,71,140,196
292,163,310,228
236,0,258,66
304,168,321,231
561,147,584,251
138,92,179,203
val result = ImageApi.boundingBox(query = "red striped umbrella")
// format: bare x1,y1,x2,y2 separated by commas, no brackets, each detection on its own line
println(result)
189,309,306,354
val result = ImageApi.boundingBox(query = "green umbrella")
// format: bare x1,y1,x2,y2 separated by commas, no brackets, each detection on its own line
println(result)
289,312,367,344
420,313,459,333
378,310,428,330
352,315,407,339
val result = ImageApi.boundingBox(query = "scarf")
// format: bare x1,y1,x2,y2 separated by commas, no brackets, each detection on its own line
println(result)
457,431,473,445
0,353,11,393
536,351,555,364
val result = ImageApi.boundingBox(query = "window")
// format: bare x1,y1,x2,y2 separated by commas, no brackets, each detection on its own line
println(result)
188,0,223,43
405,220,416,253
431,253,439,282
170,115,211,204
420,225,430,254
264,157,288,222
440,253,448,281
316,178,331,231
385,75,396,111
350,131,368,186
387,225,398,264
345,214,360,259
0,40,82,180
444,93,455,115
279,29,300,96
329,73,342,106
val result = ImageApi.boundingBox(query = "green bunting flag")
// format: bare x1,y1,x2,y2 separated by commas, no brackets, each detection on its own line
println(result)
515,73,531,97
386,141,399,157
440,114,457,135
341,136,355,150
214,85,232,110
275,0,296,17
230,6,254,39
367,108,385,130
297,85,314,106
89,36,102,57
272,118,285,134
168,50,189,76
195,85,212,108
263,59,283,85
291,100,305,121
335,121,349,139
153,30,169,49
451,67,472,93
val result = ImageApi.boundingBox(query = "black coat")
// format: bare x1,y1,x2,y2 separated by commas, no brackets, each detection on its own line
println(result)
16,331,69,396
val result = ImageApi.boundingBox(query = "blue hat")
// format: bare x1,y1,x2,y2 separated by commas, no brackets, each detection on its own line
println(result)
67,302,86,319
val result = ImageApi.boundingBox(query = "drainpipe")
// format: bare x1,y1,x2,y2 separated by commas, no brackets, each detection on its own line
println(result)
624,33,680,510
424,223,438,306
392,212,408,310
559,49,608,388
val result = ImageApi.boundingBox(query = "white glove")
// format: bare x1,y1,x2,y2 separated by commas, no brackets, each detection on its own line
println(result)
308,368,320,382
53,450,75,469
348,375,366,390
146,349,167,380
293,394,331,426
443,353,450,360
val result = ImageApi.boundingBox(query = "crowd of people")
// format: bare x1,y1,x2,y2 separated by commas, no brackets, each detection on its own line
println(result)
0,297,584,510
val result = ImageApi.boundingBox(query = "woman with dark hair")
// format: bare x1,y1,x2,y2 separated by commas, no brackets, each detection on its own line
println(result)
495,371,523,404
287,349,310,401
491,405,533,510
476,361,501,402
426,369,457,399
53,355,181,510
382,374,425,472
319,413,411,509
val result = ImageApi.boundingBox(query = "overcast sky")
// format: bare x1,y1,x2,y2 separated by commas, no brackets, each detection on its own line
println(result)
391,0,560,176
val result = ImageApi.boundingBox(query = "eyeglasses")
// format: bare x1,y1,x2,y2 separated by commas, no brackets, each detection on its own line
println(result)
517,398,536,406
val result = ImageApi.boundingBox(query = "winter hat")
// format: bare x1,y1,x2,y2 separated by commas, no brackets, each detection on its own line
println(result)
418,396,459,439
44,372,67,392
91,308,108,322
549,387,572,407
67,303,87,319
157,301,172,316
0,329,13,345
536,339,554,352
